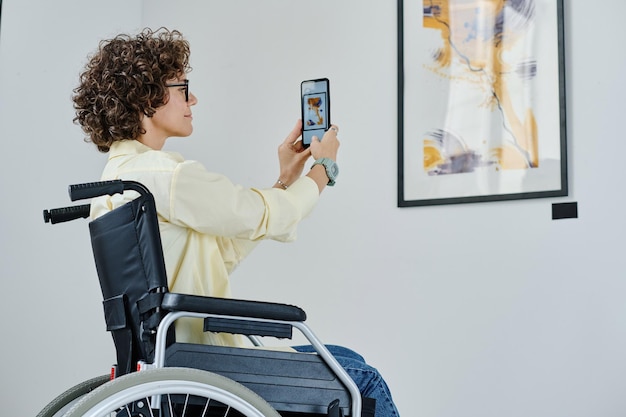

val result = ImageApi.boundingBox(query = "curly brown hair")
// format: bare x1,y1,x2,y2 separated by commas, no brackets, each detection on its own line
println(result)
73,28,191,152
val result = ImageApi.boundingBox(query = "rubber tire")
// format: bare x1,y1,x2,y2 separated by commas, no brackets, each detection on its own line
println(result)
65,367,281,417
36,374,109,417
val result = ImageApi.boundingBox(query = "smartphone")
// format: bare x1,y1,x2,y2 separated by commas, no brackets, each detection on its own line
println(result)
301,78,330,148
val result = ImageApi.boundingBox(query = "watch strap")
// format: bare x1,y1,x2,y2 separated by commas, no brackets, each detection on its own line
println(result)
312,157,338,186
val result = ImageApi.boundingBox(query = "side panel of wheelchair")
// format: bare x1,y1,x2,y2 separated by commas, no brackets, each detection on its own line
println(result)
166,343,351,414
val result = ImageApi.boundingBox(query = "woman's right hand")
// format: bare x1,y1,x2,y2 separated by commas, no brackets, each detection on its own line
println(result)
307,124,340,193
309,124,340,162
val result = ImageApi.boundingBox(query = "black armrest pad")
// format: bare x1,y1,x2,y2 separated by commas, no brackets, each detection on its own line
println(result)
204,317,293,339
161,293,307,322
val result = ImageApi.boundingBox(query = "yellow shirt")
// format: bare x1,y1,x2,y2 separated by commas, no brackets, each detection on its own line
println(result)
90,140,319,347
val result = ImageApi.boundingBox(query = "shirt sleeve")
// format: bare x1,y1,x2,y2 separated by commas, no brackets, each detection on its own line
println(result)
169,160,319,242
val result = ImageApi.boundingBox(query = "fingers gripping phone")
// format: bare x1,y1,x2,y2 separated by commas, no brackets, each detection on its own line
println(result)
301,78,330,148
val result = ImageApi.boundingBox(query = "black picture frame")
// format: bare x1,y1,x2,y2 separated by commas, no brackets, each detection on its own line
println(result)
398,0,568,207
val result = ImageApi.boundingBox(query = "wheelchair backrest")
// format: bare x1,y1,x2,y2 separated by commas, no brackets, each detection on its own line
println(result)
87,182,169,376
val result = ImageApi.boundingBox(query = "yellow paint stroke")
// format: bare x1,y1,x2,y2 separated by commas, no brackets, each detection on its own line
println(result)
424,138,444,170
490,144,529,169
490,111,538,169
492,52,539,168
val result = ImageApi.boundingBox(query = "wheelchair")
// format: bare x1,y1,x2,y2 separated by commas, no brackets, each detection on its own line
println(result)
39,180,376,417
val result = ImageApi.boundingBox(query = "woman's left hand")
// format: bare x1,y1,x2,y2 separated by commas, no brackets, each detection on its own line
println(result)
275,119,312,187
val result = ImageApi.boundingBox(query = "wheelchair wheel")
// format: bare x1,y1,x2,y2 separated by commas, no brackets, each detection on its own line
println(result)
65,367,281,417
36,374,109,417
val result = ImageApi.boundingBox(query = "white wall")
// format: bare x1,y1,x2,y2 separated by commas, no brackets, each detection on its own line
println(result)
1,1,626,416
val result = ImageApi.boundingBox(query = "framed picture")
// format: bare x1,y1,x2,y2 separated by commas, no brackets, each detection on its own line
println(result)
397,0,567,207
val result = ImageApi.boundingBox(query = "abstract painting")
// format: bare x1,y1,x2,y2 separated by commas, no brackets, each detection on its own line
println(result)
398,0,567,207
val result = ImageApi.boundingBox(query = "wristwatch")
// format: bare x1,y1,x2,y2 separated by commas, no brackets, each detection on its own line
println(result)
312,157,339,186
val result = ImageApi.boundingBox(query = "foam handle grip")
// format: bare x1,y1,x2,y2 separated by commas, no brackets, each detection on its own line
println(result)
43,204,91,224
69,180,124,201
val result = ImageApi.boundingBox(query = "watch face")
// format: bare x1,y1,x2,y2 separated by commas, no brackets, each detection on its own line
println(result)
330,163,339,177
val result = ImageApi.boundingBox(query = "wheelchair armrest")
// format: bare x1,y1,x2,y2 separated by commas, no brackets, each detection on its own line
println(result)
161,293,307,322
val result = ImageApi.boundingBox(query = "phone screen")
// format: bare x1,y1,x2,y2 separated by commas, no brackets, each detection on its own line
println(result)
301,78,330,147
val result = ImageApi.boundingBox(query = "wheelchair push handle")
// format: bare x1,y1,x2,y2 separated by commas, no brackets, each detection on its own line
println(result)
43,204,91,224
69,180,150,201
44,180,151,225
69,180,125,201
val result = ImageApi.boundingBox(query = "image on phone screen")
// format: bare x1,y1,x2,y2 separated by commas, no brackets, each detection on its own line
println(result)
301,79,330,147
304,93,327,128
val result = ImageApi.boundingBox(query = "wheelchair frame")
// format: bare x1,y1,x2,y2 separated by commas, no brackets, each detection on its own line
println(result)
40,180,372,417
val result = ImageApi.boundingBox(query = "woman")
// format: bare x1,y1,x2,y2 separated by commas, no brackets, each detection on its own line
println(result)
73,27,399,417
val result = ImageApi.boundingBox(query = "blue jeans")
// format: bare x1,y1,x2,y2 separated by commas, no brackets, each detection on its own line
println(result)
292,345,400,417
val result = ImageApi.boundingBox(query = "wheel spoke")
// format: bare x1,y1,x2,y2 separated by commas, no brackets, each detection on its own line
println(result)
167,393,174,416
181,393,189,416
200,397,210,417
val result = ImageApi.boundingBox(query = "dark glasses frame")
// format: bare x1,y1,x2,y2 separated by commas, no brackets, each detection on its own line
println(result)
165,79,189,102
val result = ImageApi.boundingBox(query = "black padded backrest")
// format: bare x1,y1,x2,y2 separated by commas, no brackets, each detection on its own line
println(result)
89,192,168,375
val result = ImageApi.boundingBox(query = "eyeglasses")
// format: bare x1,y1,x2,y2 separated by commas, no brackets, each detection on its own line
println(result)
165,79,189,102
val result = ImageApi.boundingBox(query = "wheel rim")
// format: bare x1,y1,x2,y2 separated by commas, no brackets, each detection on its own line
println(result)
66,368,280,417
82,379,268,417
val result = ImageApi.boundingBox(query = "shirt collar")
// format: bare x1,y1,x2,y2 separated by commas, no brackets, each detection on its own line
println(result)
108,140,153,160
108,139,186,163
